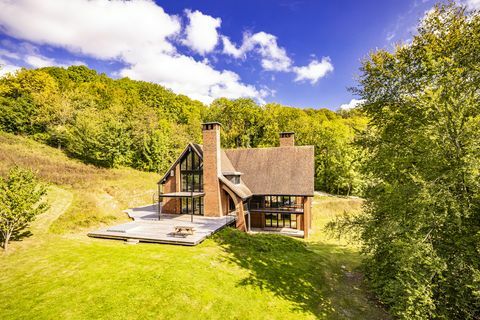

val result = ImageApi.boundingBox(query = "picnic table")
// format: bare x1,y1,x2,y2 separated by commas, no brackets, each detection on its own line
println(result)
173,225,196,237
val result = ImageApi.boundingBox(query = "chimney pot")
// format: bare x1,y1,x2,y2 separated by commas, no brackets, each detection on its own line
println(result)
202,122,222,131
279,132,295,147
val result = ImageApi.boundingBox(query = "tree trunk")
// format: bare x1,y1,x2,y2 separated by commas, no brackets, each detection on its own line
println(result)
3,232,11,252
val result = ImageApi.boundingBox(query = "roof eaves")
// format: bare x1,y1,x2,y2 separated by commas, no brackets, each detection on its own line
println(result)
218,175,252,200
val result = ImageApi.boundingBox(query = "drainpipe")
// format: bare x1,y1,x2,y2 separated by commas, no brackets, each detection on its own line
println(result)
191,157,194,223
159,197,162,221
247,199,251,232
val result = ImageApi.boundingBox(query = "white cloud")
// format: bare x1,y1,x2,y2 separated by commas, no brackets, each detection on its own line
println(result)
222,31,333,84
222,32,292,71
0,0,267,104
0,41,86,69
25,54,62,68
464,0,480,10
0,0,181,59
0,59,21,77
121,53,265,104
338,98,365,111
0,48,20,60
386,32,396,42
293,57,334,84
182,10,221,55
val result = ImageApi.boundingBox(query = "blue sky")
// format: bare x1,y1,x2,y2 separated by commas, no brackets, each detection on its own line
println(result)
0,0,475,110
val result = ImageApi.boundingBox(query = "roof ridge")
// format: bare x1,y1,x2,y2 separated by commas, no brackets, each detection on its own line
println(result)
225,145,313,151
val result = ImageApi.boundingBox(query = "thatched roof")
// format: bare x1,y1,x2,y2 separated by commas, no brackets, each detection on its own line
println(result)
218,148,253,199
225,146,315,196
159,143,314,197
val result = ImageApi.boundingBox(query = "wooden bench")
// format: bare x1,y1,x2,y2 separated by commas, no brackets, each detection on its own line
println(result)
173,226,196,237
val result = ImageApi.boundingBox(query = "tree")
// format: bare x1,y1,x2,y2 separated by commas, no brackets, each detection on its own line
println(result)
339,3,480,319
0,167,48,251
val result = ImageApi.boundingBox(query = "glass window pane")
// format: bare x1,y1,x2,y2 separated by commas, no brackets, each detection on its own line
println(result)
185,174,190,192
187,152,193,170
181,157,186,170
283,214,290,227
181,198,187,214
192,152,197,170
181,174,187,192
193,174,200,192
193,198,201,215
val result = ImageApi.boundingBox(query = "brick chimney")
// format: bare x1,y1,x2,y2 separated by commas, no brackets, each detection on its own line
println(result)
279,132,295,147
202,122,223,217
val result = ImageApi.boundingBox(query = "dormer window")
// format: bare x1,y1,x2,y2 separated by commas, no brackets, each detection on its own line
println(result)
225,175,240,184
223,171,242,185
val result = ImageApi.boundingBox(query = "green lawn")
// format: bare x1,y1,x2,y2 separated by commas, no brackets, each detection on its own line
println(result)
0,134,388,319
0,196,388,320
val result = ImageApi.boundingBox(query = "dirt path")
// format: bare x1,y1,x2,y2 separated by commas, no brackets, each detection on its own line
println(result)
30,186,73,235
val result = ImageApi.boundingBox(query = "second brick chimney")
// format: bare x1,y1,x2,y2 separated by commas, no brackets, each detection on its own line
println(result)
202,122,223,217
279,132,295,147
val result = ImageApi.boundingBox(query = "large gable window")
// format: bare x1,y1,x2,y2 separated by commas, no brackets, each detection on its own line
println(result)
180,147,203,193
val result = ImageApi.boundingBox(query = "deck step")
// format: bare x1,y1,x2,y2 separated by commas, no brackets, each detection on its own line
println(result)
125,239,139,245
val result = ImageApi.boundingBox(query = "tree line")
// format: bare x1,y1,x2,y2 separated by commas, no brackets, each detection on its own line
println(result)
0,65,366,195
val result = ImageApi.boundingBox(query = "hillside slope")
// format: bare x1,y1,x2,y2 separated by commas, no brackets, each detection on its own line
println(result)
0,132,159,234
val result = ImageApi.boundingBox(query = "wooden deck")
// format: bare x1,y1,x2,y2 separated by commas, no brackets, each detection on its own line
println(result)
88,204,236,246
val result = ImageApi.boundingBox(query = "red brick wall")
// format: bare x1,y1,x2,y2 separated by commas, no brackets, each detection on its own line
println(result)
302,196,312,238
203,124,223,217
160,164,181,214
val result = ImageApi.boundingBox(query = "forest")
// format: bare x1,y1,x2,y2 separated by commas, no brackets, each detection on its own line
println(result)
0,63,366,195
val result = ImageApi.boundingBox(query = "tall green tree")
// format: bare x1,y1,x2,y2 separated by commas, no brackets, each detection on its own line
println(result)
344,3,480,318
0,167,48,251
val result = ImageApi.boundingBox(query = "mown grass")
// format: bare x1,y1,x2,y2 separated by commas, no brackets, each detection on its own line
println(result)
0,134,388,319
0,222,387,319
0,198,388,320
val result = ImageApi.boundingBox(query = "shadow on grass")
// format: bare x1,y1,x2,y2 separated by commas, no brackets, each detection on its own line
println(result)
213,228,367,319
1,230,33,246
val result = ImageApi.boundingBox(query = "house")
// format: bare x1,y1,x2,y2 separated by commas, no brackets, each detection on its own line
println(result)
158,122,314,238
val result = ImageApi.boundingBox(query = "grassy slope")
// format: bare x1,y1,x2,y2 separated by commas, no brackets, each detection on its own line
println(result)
0,134,388,320
0,132,158,233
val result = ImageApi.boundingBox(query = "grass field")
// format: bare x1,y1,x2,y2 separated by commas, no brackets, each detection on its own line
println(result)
0,134,388,319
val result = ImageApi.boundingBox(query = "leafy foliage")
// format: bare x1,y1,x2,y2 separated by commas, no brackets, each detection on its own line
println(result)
340,3,480,319
204,99,367,194
0,166,48,250
0,65,366,195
